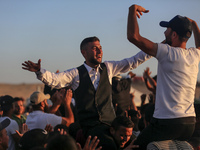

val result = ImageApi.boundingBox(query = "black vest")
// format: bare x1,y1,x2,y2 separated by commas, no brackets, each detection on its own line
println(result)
75,63,116,127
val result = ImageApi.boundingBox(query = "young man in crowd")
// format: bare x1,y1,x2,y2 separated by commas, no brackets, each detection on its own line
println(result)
0,118,10,150
22,36,151,149
26,89,74,130
127,4,200,149
12,97,26,133
0,95,20,150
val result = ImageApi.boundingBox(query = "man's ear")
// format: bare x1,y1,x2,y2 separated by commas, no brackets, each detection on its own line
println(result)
110,127,115,135
172,31,178,39
81,49,86,57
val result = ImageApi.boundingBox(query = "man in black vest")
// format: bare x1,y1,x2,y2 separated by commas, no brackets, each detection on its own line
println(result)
22,36,151,149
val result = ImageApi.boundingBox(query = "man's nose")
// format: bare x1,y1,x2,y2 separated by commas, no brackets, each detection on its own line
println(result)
96,48,102,54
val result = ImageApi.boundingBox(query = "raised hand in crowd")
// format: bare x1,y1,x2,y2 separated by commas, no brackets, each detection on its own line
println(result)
22,59,41,72
45,124,53,133
57,128,67,135
130,91,137,111
62,89,74,126
123,139,139,150
48,90,63,114
63,89,73,106
77,136,102,150
15,123,29,138
143,67,151,79
143,67,157,91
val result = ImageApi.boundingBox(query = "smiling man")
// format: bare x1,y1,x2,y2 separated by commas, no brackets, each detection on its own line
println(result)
22,36,151,149
110,116,134,149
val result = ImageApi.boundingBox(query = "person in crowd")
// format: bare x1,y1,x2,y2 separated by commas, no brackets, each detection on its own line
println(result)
25,89,74,130
143,68,156,103
12,97,26,133
110,116,138,150
22,36,151,149
0,118,10,150
127,4,200,149
143,68,156,96
112,72,136,116
128,109,140,137
46,134,102,150
188,103,200,149
0,95,20,150
18,128,48,150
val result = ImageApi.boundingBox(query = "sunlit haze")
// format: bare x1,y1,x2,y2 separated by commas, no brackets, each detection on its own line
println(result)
1,0,200,83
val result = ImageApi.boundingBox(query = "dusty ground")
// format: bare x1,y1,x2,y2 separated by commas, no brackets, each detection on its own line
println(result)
0,83,45,100
0,81,199,104
0,81,150,100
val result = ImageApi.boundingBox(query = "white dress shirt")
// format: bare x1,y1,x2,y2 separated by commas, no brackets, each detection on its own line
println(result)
36,51,151,91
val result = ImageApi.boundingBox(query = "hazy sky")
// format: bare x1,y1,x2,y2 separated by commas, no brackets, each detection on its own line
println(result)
1,0,200,84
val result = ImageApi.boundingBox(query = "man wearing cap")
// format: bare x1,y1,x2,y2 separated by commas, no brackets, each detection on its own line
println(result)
26,89,74,130
127,4,200,149
0,95,20,150
0,118,10,150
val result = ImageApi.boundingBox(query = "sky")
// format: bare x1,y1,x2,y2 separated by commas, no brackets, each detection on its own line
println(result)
1,0,200,84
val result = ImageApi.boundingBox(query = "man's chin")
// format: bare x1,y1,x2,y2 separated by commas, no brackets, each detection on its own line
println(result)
91,60,101,65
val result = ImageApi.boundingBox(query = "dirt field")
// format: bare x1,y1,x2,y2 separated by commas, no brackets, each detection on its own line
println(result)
0,81,199,104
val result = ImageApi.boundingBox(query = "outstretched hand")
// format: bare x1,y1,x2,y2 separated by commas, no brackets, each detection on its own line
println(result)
22,59,41,72
129,4,149,18
77,136,102,150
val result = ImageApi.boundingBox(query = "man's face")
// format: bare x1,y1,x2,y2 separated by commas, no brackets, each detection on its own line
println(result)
110,126,133,148
13,100,24,115
164,28,173,45
0,129,9,149
82,41,103,67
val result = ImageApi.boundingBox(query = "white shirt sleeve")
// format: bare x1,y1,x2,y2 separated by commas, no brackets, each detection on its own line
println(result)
105,51,152,79
36,68,79,89
156,43,169,62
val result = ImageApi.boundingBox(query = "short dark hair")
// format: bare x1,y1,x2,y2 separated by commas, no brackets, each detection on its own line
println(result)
46,134,78,150
14,97,24,102
111,116,134,130
19,129,48,150
80,36,100,50
178,35,190,42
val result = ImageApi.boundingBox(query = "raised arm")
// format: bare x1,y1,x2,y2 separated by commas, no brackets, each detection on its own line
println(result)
127,4,158,57
187,18,200,50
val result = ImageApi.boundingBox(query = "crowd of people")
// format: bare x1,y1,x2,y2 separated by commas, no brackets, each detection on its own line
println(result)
0,3,200,150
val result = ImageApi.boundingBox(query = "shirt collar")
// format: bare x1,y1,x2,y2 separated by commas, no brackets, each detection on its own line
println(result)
83,62,103,73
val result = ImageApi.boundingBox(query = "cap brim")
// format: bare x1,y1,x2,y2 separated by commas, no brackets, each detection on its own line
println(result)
159,21,169,27
0,118,10,131
45,94,50,100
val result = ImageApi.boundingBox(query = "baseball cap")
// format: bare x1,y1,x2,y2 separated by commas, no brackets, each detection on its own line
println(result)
19,129,48,150
30,91,50,105
160,15,192,38
0,95,15,111
0,118,10,131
